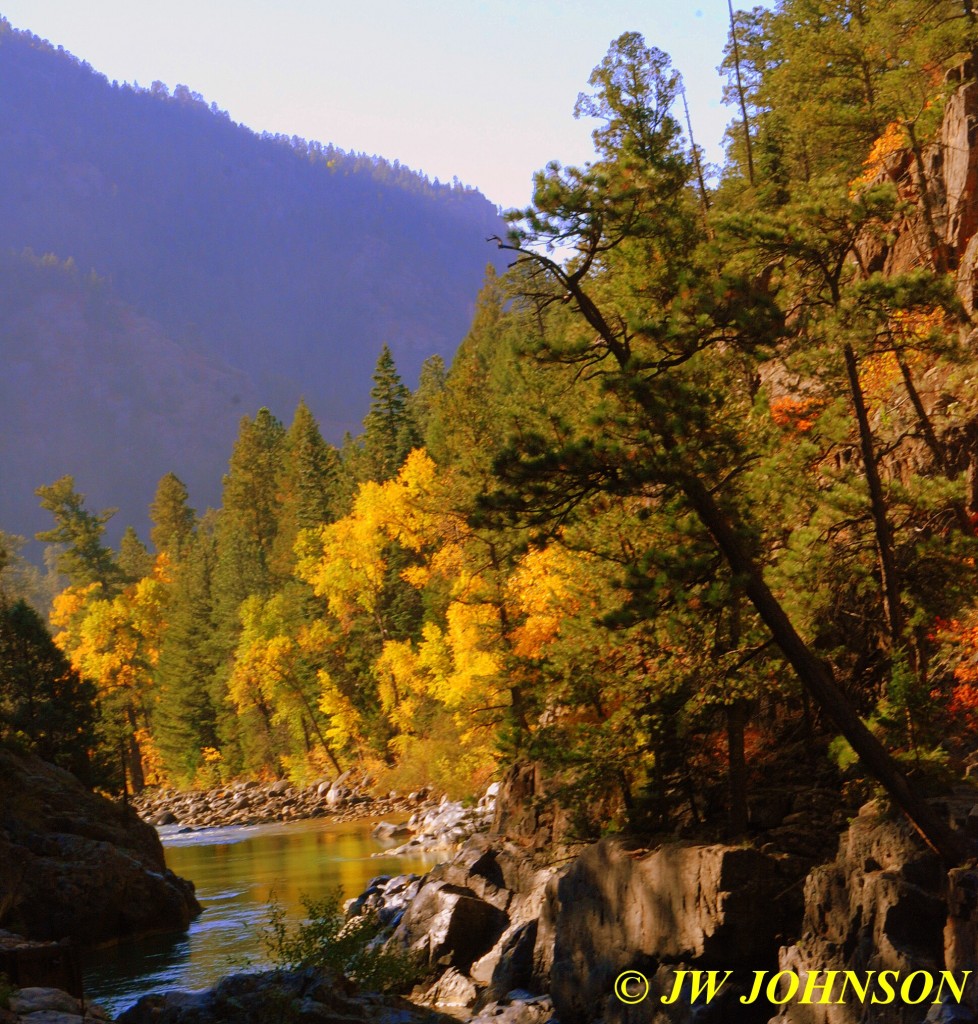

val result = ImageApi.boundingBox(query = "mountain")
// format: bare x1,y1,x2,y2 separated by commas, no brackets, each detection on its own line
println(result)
0,19,506,547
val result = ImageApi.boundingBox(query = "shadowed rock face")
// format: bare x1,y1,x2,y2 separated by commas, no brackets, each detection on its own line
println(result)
115,968,459,1024
0,747,200,945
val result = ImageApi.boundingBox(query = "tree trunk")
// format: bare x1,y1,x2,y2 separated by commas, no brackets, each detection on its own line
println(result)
843,343,905,648
896,352,974,535
125,704,145,794
727,0,756,187
726,699,749,836
677,467,970,865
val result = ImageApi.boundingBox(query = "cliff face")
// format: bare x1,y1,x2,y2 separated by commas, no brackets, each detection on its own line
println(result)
0,746,199,945
857,67,978,285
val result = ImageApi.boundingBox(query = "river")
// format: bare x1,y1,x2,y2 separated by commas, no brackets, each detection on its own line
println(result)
83,816,439,1017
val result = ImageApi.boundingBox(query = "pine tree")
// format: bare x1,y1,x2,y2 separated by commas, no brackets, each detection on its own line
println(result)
0,596,100,784
409,354,447,446
152,522,222,782
362,346,419,482
149,472,196,558
118,526,154,583
210,409,288,770
496,30,967,862
35,476,122,592
272,400,340,575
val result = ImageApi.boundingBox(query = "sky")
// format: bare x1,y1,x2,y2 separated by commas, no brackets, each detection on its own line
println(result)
0,1,752,212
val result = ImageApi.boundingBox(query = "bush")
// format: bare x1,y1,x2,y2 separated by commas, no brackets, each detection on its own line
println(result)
261,889,420,993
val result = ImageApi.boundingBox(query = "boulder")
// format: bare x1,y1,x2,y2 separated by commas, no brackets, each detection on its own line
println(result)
768,804,961,1024
116,968,456,1024
392,881,508,972
546,838,796,1024
0,747,199,945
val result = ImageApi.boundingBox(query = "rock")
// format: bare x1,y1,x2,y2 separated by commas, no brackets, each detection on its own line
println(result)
768,805,953,1024
9,988,81,1015
0,748,199,945
392,881,508,972
116,968,456,1024
469,993,554,1024
372,822,411,841
421,967,478,1007
547,838,797,1024
926,998,978,1023
1,985,112,1024
490,762,568,846
473,920,538,1000
152,811,178,826
268,780,290,796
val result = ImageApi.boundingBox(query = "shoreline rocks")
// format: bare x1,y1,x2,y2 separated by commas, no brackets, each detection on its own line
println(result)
374,785,499,856
132,779,500,860
0,747,199,947
132,774,433,831
113,968,457,1024
91,761,978,1024
2,986,112,1024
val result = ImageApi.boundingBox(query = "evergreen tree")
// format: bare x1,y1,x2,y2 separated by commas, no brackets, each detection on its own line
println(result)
149,472,196,558
272,400,340,575
214,408,288,619
152,520,222,782
35,476,122,592
211,409,288,769
0,596,100,784
409,354,447,445
118,526,154,583
495,30,966,861
362,345,419,482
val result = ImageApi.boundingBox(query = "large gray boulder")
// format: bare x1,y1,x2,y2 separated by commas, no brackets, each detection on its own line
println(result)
391,881,508,973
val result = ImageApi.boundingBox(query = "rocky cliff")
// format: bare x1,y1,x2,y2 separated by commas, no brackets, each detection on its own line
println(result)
0,746,199,945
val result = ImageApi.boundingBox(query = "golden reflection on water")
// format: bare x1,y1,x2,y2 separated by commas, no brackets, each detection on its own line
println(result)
85,816,438,1015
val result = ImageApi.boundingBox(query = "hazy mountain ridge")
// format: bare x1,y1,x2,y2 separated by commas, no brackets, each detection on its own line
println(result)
0,253,258,548
0,18,505,543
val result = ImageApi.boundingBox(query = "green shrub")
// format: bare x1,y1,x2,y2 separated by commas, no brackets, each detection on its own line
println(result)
0,972,14,1010
261,889,420,994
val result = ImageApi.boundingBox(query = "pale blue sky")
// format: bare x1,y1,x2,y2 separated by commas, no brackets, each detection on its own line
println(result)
1,1,753,210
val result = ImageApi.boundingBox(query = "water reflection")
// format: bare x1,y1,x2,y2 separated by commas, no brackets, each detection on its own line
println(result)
85,816,436,1016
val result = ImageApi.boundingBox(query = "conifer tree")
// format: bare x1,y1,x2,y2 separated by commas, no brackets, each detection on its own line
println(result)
35,476,122,592
118,526,154,583
409,354,447,445
150,472,196,558
362,345,419,482
272,400,340,575
0,596,100,783
496,30,968,862
210,409,288,769
152,520,222,782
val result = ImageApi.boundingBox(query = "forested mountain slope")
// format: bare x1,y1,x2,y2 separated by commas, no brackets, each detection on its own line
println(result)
0,19,504,542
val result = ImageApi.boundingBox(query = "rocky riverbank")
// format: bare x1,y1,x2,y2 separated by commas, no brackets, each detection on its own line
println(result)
132,770,411,828
114,969,456,1024
343,766,978,1024
132,774,499,853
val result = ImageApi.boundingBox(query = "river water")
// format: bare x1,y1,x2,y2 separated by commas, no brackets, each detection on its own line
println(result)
83,817,438,1016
